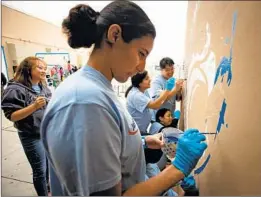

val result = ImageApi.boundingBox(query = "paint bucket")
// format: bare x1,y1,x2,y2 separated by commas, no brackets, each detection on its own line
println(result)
161,127,183,161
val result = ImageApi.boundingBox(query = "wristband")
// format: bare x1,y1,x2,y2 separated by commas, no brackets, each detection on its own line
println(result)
141,136,148,149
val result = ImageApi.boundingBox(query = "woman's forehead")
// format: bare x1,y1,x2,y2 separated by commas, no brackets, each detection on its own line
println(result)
36,60,46,67
132,36,154,54
165,111,171,116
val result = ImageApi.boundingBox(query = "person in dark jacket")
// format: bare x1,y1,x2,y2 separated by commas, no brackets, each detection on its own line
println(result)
1,72,7,97
71,65,78,73
1,56,52,196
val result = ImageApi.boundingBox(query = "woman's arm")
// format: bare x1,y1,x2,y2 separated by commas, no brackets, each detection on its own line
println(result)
91,165,183,196
124,129,207,196
173,185,185,196
10,97,46,122
93,129,207,196
147,90,169,109
147,79,184,109
10,104,37,122
166,79,184,100
124,165,184,196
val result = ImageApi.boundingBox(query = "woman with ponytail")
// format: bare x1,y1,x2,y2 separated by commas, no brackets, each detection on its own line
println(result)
40,1,207,196
126,71,185,196
126,70,180,133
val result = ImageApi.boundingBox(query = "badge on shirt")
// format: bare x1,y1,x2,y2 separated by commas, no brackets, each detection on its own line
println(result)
128,118,139,135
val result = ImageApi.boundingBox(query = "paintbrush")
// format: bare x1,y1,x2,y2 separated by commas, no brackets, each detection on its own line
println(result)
176,132,216,135
200,132,216,135
165,132,216,141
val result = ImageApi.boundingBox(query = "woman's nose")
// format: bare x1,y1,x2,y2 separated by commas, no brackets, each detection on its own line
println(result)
137,60,146,72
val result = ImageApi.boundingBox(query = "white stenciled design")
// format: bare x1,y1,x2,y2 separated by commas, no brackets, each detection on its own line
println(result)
193,1,200,25
199,51,216,96
189,83,201,111
186,22,216,129
188,23,211,79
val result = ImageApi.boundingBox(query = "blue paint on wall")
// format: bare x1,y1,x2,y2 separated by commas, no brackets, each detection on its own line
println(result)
230,11,238,57
193,12,238,176
214,56,233,85
216,99,227,135
214,11,238,86
194,154,211,175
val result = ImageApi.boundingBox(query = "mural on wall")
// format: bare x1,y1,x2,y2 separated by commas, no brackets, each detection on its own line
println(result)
185,1,238,175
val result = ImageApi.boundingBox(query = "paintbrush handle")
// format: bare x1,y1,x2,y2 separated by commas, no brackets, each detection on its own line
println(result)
178,132,216,135
201,132,216,135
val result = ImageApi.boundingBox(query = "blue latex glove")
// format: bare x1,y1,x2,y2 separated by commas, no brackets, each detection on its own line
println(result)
172,128,207,176
165,77,175,91
181,175,196,189
173,110,181,120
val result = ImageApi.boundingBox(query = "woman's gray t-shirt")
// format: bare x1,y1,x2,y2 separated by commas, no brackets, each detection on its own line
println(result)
41,66,146,195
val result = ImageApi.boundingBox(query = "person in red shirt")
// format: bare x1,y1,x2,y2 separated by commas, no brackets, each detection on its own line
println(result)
67,60,72,74
50,66,56,77
59,67,64,81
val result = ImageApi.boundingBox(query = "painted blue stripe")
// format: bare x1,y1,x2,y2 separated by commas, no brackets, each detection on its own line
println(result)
215,99,227,138
194,154,211,175
214,11,237,87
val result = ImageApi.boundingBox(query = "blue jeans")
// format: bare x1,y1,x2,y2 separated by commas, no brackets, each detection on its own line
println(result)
18,132,49,196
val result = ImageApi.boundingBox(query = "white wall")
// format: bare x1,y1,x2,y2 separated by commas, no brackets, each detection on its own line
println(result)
2,1,188,95
3,1,188,72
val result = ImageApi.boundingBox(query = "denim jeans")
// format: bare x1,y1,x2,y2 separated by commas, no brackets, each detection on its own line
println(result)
18,132,49,196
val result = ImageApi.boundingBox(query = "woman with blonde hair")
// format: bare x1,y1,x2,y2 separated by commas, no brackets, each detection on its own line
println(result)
2,56,52,196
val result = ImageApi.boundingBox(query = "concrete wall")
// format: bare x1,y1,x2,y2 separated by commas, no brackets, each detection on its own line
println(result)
2,5,90,78
183,1,261,195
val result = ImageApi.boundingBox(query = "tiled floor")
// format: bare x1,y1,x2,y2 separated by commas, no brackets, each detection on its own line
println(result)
2,112,37,196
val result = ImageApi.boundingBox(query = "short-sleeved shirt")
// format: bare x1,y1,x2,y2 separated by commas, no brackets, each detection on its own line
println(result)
149,122,164,135
32,84,41,94
149,75,176,121
40,66,146,195
67,63,72,71
126,87,152,133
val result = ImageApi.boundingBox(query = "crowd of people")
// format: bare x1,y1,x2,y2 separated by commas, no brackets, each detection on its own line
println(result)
1,0,207,196
50,61,78,88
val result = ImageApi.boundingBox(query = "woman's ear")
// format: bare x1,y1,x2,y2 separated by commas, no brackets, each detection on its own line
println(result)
159,116,164,123
107,24,122,44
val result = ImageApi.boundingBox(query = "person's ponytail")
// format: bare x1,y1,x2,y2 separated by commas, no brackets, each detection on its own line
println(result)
125,85,133,98
125,71,149,98
62,4,100,49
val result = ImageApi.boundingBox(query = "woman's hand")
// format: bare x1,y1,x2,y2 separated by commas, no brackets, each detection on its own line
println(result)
172,129,207,176
165,77,175,91
145,133,164,149
33,96,46,110
10,97,46,122
175,79,184,91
